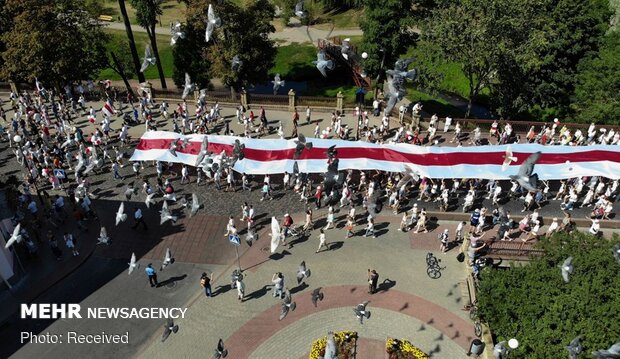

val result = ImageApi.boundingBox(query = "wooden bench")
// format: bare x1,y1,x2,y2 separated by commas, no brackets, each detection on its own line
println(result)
486,240,544,261
98,15,113,22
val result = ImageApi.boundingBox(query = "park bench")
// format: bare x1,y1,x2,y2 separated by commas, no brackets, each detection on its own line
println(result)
486,240,544,261
98,15,113,22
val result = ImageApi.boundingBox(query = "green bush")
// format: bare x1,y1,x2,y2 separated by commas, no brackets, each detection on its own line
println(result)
477,231,620,358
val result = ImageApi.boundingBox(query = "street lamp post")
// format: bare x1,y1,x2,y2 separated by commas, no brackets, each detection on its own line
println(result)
374,48,387,102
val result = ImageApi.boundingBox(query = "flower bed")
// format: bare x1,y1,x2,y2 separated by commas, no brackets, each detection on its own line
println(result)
386,338,429,359
310,331,358,359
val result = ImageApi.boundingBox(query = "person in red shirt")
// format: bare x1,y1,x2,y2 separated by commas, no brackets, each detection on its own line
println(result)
249,110,255,125
314,185,323,209
282,213,293,242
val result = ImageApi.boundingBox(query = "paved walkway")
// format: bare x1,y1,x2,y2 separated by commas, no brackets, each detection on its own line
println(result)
136,213,474,359
1,94,617,358
103,21,363,46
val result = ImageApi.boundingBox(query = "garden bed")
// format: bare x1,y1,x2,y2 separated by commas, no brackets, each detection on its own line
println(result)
310,331,357,359
386,338,429,359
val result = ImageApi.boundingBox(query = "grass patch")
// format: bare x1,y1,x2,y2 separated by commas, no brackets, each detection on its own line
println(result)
408,89,465,117
302,82,371,104
100,0,186,26
98,29,174,81
270,43,317,80
315,7,363,29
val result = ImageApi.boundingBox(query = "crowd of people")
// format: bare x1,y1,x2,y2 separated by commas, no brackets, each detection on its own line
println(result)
1,82,617,280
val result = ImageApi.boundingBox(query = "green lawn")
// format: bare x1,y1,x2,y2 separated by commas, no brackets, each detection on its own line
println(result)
315,7,363,29
269,43,317,80
100,0,186,26
407,89,466,117
98,29,174,81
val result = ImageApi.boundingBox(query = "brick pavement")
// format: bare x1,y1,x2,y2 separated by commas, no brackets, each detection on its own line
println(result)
3,94,618,358
229,286,473,358
137,212,473,359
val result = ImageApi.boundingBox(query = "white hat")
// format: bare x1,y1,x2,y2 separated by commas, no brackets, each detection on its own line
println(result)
285,213,289,217
475,208,480,212
553,118,559,123
553,217,558,221
444,229,449,233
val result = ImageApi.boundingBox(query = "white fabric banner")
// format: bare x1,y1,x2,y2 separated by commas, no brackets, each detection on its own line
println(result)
129,131,620,179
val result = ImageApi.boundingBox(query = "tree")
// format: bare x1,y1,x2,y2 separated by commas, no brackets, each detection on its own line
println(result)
359,0,417,83
172,21,211,90
106,36,136,96
424,0,610,118
0,0,107,86
572,32,620,124
130,0,167,88
119,0,145,83
524,0,610,115
423,0,516,118
477,231,620,358
182,0,276,97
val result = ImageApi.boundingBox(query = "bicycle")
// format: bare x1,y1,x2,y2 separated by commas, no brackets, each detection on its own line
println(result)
426,252,444,279
287,224,309,238
466,300,483,337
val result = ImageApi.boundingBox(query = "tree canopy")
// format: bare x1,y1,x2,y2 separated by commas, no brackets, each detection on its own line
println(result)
129,0,167,88
572,32,620,124
177,0,276,92
423,0,611,119
477,231,620,357
0,0,107,85
359,0,417,81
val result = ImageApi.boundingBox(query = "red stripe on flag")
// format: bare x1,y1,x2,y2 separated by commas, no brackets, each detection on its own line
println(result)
134,138,620,166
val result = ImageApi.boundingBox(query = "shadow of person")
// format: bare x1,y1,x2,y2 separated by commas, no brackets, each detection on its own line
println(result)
212,283,232,297
328,241,344,251
269,250,291,260
377,278,396,293
156,274,187,287
244,285,271,300
289,282,309,294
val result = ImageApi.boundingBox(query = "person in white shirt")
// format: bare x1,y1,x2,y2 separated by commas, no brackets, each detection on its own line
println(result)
398,105,406,124
444,116,452,132
306,106,311,124
372,99,380,116
455,221,466,242
546,218,559,236
316,229,329,253
181,165,189,184
324,205,335,230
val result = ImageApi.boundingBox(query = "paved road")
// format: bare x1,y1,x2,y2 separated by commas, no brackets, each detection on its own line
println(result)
0,95,614,359
5,255,214,359
103,21,363,46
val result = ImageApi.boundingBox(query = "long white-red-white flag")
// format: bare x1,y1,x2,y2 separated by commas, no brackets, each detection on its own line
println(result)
129,131,620,179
